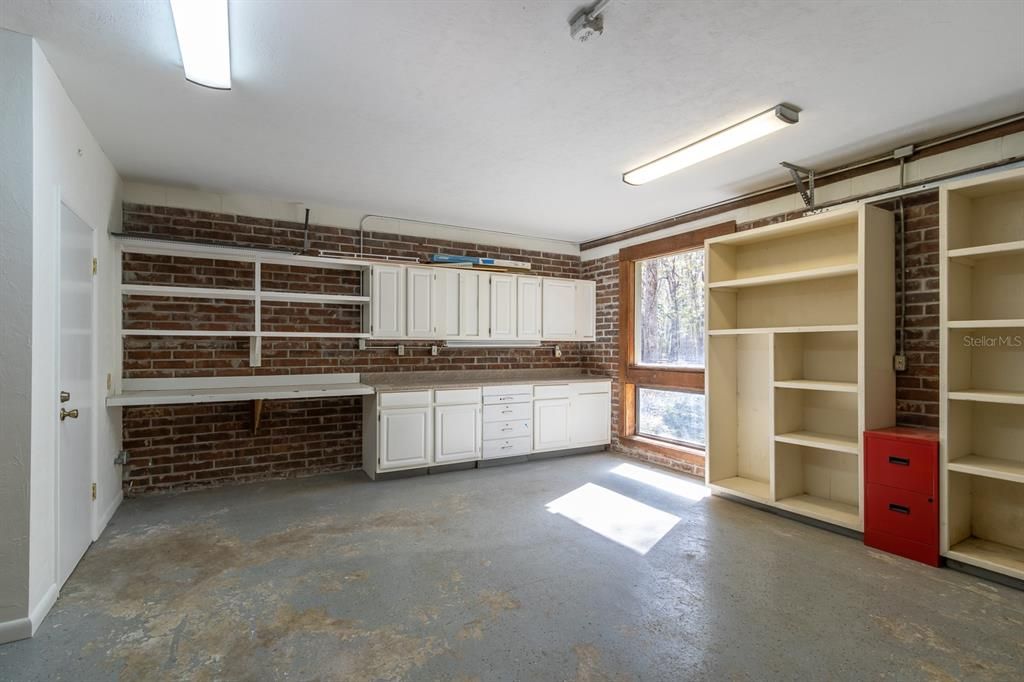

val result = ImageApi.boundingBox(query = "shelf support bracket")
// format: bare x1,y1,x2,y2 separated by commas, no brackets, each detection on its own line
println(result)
252,398,265,433
780,162,815,209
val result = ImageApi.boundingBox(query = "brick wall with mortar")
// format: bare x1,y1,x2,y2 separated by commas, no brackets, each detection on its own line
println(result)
580,191,941,476
120,204,584,493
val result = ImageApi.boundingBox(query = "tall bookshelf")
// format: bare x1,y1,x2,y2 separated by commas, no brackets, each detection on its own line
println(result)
940,166,1024,580
705,205,895,531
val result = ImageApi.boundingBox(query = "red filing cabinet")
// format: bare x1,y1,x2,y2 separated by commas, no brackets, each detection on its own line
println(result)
864,427,940,566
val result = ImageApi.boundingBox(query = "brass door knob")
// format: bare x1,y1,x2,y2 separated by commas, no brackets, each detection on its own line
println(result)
60,408,79,421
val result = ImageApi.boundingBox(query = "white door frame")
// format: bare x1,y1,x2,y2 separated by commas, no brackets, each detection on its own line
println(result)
53,189,99,587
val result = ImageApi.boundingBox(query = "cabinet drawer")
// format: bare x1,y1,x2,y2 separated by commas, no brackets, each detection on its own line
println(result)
483,420,532,440
534,384,571,399
483,402,532,422
571,381,611,395
865,483,937,545
865,436,937,495
482,436,532,459
379,390,431,408
482,384,532,397
434,388,481,405
484,393,531,405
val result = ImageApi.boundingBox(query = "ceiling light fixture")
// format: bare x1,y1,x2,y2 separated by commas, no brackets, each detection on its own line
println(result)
623,104,800,186
170,0,231,90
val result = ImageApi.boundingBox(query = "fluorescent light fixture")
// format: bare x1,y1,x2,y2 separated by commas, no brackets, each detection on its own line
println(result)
623,104,799,185
170,0,231,90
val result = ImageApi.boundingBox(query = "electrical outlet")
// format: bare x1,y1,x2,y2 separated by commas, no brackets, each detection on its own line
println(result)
397,344,405,356
894,354,907,372
554,345,562,358
431,345,439,356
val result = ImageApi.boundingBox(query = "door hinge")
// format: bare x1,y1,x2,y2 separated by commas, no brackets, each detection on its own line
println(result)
91,257,97,275
91,483,97,501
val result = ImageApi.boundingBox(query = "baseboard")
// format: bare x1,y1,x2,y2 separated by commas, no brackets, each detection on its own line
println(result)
0,616,32,645
93,488,123,540
28,583,59,635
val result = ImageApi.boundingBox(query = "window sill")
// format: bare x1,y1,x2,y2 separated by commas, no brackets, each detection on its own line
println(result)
619,435,705,465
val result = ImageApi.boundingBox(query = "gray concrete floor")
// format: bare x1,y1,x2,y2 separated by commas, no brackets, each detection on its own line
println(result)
2,453,1023,681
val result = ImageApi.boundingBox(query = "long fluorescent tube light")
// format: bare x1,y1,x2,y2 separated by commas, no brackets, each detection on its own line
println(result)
170,0,231,90
623,104,799,185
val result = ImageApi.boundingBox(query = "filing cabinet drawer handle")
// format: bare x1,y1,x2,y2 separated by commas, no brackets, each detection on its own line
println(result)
888,456,911,466
888,503,911,515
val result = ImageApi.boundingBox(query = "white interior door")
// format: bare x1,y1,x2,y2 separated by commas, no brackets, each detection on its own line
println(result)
58,203,95,586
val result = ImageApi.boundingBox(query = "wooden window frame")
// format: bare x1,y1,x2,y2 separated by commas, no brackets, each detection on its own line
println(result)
618,221,736,455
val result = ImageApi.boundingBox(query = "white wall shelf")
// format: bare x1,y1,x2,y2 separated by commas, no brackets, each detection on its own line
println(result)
116,235,373,371
941,166,1024,582
705,205,896,532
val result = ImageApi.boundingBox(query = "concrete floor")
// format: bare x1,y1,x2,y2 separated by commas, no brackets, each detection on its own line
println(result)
2,453,1023,681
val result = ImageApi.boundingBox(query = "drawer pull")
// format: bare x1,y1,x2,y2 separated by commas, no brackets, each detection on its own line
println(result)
501,444,513,449
502,409,513,414
888,456,911,466
888,503,911,515
498,396,515,401
501,427,513,432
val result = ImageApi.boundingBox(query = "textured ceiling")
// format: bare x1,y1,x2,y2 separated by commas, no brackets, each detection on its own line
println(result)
3,0,1023,242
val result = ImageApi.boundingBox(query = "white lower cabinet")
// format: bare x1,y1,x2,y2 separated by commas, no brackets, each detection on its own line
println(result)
533,397,572,452
364,380,611,477
571,386,612,446
378,406,432,471
434,403,481,464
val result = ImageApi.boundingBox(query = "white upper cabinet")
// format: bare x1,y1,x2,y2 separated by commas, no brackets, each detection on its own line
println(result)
575,280,596,341
516,276,542,340
406,266,437,338
371,264,404,338
437,268,461,338
460,271,490,339
542,278,577,340
490,274,517,340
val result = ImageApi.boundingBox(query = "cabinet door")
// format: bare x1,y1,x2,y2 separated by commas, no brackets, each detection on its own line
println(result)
575,279,596,341
406,266,436,338
571,391,611,446
371,265,404,338
460,271,490,339
516,276,542,340
542,278,577,340
438,269,461,338
435,404,481,464
533,398,572,452
379,407,431,470
490,274,517,339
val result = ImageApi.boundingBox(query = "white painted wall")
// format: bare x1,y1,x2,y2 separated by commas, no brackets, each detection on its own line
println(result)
0,27,35,644
24,40,122,636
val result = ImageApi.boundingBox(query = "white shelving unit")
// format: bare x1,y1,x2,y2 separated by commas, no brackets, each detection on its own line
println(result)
705,204,895,531
940,166,1024,581
115,235,372,375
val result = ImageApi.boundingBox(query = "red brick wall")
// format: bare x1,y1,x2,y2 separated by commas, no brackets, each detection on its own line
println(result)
580,191,941,476
121,204,583,493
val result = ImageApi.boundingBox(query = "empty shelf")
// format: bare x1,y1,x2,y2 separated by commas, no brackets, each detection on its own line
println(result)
946,537,1024,582
774,380,858,393
709,477,770,503
708,264,858,291
260,291,370,304
708,324,859,336
948,455,1024,484
948,389,1024,406
121,284,257,300
947,319,1024,329
260,331,370,339
947,239,1024,262
775,431,859,454
121,329,256,337
775,494,860,530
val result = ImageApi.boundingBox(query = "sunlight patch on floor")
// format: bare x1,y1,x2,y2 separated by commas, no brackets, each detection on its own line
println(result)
610,463,709,501
545,483,680,555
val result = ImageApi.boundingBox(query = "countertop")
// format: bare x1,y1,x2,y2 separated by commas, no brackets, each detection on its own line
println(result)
362,369,612,392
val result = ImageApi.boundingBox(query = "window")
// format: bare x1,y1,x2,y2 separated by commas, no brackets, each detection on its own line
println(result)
637,249,705,369
637,388,706,447
618,221,735,457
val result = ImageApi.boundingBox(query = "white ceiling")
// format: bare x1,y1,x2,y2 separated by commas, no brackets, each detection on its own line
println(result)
3,1,1023,243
